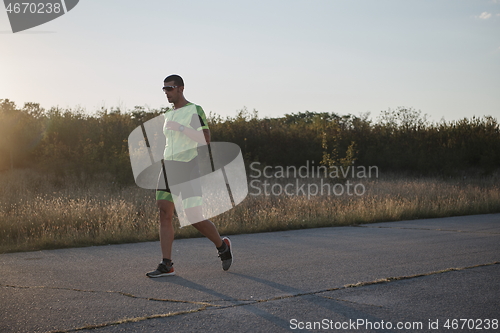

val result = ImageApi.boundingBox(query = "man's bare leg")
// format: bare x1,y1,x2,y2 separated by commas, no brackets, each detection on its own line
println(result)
152,204,231,273
146,199,176,277
157,200,175,260
192,220,223,248
187,206,232,271
185,206,233,271
185,206,223,247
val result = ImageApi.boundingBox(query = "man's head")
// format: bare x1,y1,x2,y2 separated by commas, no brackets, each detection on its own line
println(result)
163,74,185,105
164,74,184,87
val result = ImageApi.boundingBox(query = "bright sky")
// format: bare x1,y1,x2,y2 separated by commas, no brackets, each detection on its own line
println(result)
1,0,499,122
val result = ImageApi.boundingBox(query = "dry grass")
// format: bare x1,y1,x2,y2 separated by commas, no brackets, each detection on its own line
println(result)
1,169,499,253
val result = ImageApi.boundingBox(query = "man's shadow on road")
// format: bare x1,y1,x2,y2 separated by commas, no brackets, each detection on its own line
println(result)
150,272,396,332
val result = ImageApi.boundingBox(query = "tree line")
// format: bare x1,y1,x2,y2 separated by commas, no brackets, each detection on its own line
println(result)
1,98,498,184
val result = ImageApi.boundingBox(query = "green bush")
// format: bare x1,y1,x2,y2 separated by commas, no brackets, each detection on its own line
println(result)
1,100,498,182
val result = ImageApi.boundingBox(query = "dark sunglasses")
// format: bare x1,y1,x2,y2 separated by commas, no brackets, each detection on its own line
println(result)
162,86,177,92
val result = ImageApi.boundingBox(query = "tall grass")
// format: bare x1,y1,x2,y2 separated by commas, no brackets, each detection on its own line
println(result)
1,169,499,253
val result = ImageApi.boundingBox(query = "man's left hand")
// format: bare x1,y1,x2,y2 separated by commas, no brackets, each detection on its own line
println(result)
166,121,183,131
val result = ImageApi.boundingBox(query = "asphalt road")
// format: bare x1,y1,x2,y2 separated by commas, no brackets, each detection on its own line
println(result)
1,214,499,333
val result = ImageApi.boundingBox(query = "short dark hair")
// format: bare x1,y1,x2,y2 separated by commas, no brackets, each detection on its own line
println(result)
164,74,184,86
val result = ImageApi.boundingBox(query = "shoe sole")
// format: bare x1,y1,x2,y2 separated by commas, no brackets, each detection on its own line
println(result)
222,237,233,271
146,270,176,278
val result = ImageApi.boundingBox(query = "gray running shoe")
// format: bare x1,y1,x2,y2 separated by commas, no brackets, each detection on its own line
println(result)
146,262,175,278
218,237,233,271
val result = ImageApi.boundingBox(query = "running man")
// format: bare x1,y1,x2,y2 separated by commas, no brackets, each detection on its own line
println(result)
146,74,232,277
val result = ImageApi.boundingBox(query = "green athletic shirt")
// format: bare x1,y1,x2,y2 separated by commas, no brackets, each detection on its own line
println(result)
163,103,209,162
